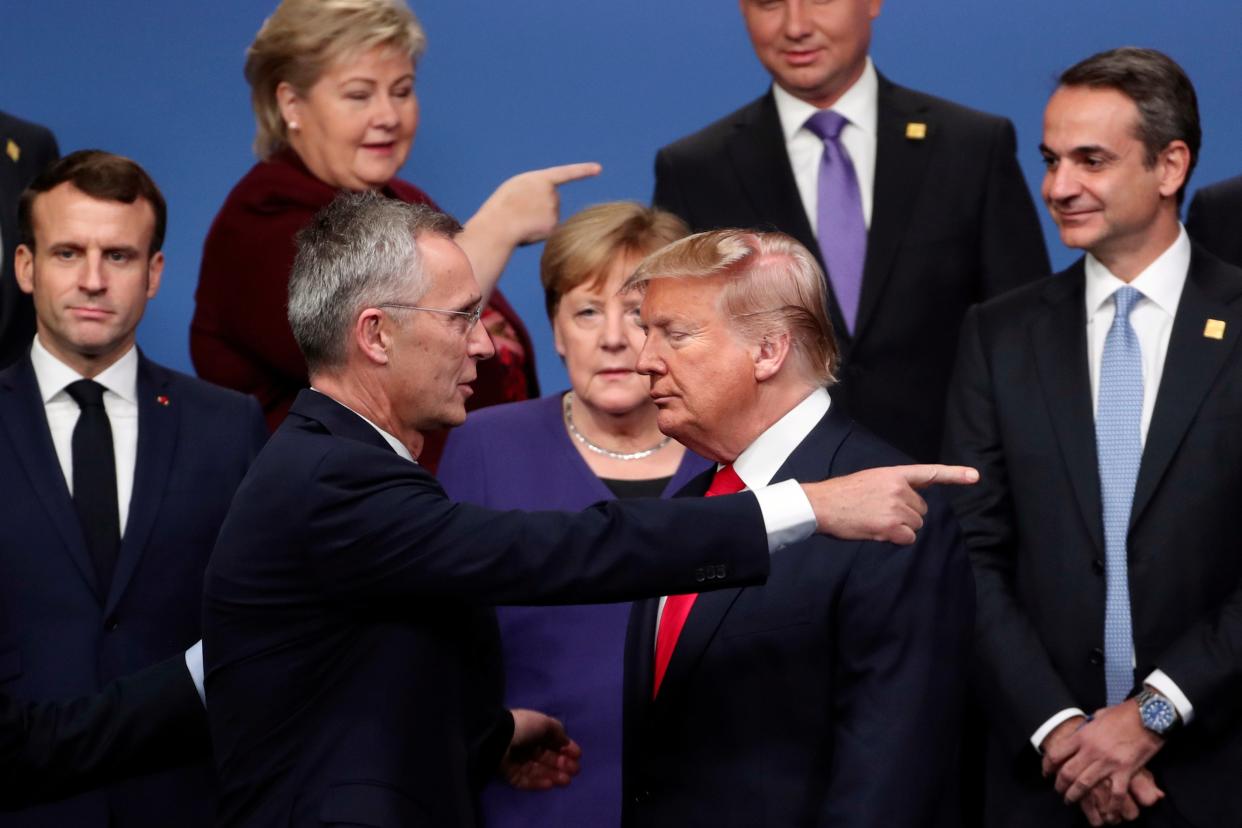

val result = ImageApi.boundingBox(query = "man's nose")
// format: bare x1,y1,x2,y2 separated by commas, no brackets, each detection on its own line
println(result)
635,339,662,376
79,252,106,294
467,318,495,361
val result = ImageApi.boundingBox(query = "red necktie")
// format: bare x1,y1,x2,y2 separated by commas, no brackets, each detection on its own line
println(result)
652,463,746,697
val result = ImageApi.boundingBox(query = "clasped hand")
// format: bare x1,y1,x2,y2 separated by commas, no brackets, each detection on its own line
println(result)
1041,703,1165,825
500,709,582,791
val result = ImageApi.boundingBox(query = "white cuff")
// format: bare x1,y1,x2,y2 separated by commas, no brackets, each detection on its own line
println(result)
1031,707,1087,753
1144,669,1194,725
185,640,206,706
754,479,816,553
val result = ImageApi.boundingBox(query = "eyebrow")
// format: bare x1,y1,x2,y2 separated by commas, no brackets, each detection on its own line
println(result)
1039,142,1118,158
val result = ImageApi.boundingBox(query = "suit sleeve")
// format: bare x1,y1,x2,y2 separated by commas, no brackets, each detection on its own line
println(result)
0,655,208,809
652,147,692,225
977,119,1050,299
301,446,770,608
817,497,975,827
942,306,1080,754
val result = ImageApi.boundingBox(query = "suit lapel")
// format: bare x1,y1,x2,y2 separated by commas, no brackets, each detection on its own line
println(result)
0,357,99,595
854,78,934,342
1030,264,1105,552
654,407,852,706
105,355,177,616
1131,248,1242,531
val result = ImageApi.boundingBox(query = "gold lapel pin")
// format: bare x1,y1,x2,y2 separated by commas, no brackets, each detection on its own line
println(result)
1204,319,1226,340
905,122,927,140
5,139,19,163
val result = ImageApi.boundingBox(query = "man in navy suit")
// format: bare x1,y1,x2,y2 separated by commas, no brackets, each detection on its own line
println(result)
202,193,979,827
619,229,973,827
0,151,266,827
944,49,1242,826
0,111,59,370
653,0,1049,462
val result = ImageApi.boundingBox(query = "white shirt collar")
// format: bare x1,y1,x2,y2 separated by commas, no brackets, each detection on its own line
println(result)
1084,225,1190,319
732,387,832,490
772,57,878,143
310,387,414,463
30,337,139,405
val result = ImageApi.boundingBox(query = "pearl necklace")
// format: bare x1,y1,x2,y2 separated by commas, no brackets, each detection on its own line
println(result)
562,392,672,461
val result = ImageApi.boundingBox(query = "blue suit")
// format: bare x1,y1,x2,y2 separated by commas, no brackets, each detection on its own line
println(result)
0,351,266,827
623,406,975,827
203,389,772,828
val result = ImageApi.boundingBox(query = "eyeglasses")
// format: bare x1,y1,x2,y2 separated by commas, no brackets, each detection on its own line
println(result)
377,302,484,331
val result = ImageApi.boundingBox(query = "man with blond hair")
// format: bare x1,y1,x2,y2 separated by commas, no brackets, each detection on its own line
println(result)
621,229,974,827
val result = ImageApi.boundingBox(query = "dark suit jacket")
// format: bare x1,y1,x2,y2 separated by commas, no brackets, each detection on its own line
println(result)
1187,174,1242,269
653,78,1050,461
942,247,1242,828
0,351,266,828
202,389,772,828
0,654,207,810
622,405,974,828
0,113,58,370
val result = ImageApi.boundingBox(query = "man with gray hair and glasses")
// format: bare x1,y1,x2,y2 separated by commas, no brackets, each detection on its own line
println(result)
202,192,978,827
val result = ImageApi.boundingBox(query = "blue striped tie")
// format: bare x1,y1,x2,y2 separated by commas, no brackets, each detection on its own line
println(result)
1096,285,1143,705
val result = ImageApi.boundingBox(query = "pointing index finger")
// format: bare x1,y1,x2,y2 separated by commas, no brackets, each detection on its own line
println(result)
901,464,980,488
539,161,603,185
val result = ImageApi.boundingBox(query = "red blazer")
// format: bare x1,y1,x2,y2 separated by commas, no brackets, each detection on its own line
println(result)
190,150,538,466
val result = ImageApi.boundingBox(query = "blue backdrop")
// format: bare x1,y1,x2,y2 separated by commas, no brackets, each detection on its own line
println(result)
5,1,1240,391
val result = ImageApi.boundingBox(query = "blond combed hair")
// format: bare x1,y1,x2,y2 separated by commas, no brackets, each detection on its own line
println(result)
539,202,689,319
245,0,427,159
625,229,838,387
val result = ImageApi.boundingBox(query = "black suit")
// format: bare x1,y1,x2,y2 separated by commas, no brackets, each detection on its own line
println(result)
203,390,774,827
0,112,58,370
1186,175,1242,268
654,77,1050,461
943,247,1242,828
622,405,974,828
1,655,206,811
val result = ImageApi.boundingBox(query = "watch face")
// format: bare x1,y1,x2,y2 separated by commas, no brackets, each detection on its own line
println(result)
1142,697,1176,733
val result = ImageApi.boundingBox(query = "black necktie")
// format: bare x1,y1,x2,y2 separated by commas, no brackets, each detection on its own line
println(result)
65,379,119,595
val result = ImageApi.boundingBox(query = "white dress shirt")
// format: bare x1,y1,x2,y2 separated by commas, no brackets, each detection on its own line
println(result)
656,388,829,637
1030,227,1195,751
31,337,139,535
773,58,879,233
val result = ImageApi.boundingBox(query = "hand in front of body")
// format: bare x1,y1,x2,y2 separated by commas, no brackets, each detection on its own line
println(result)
500,708,582,791
1041,706,1165,824
801,464,979,544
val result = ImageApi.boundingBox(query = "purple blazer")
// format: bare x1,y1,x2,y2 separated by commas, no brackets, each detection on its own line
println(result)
438,393,710,828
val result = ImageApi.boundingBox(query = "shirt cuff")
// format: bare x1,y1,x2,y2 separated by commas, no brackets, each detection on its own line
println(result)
1031,707,1088,753
754,479,816,553
185,640,206,706
1144,669,1194,725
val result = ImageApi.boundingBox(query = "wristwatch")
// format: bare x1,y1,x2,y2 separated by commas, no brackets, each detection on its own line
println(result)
1135,687,1180,736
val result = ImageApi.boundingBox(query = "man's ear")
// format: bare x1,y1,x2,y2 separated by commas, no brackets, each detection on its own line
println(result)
753,331,792,382
1156,139,1191,199
355,308,393,366
14,245,34,295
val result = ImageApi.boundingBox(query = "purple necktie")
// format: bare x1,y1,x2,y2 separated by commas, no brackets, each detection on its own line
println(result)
805,110,866,333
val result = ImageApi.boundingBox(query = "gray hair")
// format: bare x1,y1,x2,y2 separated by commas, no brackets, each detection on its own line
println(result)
288,192,461,372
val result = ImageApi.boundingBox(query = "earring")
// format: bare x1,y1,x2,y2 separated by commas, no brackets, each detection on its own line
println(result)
287,121,300,131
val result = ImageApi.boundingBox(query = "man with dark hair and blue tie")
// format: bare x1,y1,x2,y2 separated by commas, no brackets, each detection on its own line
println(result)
944,48,1242,827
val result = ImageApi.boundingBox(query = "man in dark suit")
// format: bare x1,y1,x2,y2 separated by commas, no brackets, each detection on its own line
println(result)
202,193,979,827
0,151,267,827
944,48,1242,827
1,650,207,811
0,111,58,370
653,0,1049,462
1186,173,1242,268
619,229,973,827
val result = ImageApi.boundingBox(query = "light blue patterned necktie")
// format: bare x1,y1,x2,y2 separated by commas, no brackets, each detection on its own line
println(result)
1096,285,1144,705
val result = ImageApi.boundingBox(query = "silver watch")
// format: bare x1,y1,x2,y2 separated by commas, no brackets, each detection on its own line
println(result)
1135,687,1179,736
